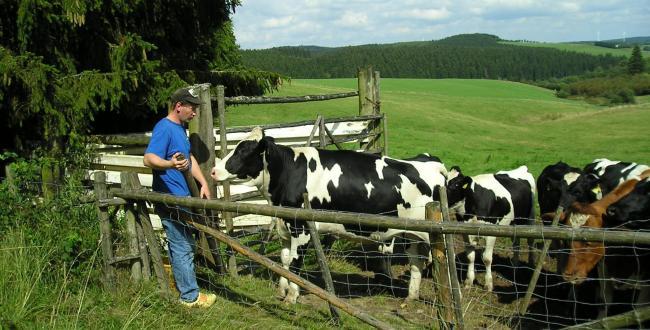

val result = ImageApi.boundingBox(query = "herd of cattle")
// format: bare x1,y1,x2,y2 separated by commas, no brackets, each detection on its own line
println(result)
210,127,650,309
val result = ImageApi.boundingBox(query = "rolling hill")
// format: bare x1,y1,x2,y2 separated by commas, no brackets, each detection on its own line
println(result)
240,34,629,80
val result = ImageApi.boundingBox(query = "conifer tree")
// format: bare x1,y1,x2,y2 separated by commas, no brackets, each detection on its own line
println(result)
628,45,645,75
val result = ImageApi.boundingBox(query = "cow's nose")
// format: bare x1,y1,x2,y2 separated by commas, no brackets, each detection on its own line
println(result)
210,167,218,179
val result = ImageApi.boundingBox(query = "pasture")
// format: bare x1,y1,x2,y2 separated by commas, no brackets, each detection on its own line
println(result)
226,78,650,176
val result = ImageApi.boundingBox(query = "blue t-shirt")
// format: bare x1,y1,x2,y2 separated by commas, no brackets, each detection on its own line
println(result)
145,118,191,197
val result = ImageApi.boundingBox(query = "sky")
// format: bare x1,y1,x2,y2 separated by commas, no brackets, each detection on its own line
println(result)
233,0,650,50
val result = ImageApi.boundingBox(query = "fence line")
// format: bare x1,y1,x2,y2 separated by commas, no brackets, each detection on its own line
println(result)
108,189,650,245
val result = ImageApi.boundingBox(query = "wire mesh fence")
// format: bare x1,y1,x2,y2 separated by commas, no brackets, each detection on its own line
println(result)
126,194,650,329
6,178,649,328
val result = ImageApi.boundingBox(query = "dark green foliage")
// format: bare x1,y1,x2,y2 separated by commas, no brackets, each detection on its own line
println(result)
628,45,645,75
0,0,281,160
554,74,650,105
241,33,621,80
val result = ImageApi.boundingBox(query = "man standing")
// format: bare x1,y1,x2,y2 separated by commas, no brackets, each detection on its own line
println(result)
143,86,216,308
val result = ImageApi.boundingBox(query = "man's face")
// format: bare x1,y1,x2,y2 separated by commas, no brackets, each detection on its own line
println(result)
178,102,198,123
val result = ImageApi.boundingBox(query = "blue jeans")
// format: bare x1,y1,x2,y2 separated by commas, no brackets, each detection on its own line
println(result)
160,211,199,303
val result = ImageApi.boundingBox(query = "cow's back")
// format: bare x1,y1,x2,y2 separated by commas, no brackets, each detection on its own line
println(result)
297,148,446,217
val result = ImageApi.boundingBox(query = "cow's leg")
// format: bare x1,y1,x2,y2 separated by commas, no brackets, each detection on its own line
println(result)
483,236,496,292
284,244,307,304
278,239,292,299
465,235,478,289
406,242,427,301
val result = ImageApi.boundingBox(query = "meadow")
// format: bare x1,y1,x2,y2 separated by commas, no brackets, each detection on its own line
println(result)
226,78,650,176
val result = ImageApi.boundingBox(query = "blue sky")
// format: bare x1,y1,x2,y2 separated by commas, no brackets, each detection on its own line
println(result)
233,0,650,49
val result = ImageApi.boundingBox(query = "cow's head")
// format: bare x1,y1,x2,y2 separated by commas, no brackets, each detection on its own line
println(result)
606,179,650,227
211,127,269,185
561,178,642,284
446,166,472,207
560,173,601,209
560,203,606,284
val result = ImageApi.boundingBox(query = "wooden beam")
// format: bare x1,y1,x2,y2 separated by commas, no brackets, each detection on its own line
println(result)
187,220,394,330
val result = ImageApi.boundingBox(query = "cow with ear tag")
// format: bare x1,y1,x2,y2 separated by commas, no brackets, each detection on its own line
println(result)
446,165,536,292
212,127,448,303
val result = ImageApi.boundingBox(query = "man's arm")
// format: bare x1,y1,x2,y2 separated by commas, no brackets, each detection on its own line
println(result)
143,152,188,171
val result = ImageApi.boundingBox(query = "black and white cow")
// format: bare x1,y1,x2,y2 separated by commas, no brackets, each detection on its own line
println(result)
607,176,650,229
446,165,536,292
584,158,650,194
211,127,448,302
537,161,583,218
559,159,649,212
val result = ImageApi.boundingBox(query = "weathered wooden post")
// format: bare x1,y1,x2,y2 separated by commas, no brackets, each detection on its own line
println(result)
216,85,238,276
5,164,17,193
357,67,383,154
41,162,60,200
188,83,225,273
519,206,564,314
121,172,143,281
438,185,465,330
124,173,173,298
426,202,453,329
93,171,116,292
303,193,341,325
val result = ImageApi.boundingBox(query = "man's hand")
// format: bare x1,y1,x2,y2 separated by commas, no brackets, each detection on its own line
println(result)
172,152,190,171
199,184,211,199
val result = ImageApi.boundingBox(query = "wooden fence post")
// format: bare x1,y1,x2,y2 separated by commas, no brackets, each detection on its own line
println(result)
122,172,173,298
217,84,238,277
303,193,341,325
188,83,225,274
41,162,59,200
120,172,147,281
5,164,17,193
93,171,116,292
426,202,453,329
438,186,465,330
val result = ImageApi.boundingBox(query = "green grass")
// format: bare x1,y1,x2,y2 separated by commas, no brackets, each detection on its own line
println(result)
500,41,650,57
227,78,650,176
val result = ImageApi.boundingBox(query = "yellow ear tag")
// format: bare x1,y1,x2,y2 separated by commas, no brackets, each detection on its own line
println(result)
591,185,601,194
462,183,468,189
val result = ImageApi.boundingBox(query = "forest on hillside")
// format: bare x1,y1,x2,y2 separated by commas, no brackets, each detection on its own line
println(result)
241,34,623,80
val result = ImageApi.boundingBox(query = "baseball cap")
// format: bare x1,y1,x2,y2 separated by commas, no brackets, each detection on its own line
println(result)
171,86,204,105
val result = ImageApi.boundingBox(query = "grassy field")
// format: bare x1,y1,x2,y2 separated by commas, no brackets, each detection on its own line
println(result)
500,41,650,57
226,78,650,176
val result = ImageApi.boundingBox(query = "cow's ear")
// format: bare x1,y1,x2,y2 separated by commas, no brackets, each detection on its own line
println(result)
257,136,274,152
461,176,472,189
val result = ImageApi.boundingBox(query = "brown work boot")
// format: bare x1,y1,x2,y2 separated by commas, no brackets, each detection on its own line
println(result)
180,292,217,308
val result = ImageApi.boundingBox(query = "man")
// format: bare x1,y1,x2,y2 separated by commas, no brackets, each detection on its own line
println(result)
143,86,216,308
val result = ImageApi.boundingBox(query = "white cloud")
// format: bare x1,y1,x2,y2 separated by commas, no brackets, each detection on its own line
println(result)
261,16,295,29
402,8,450,20
335,11,369,27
